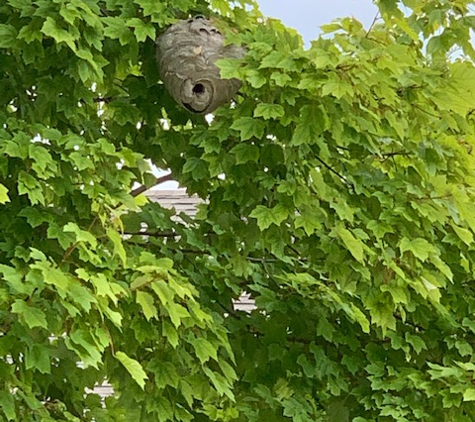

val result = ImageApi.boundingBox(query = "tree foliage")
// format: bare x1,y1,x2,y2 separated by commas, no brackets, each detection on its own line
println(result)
2,0,475,421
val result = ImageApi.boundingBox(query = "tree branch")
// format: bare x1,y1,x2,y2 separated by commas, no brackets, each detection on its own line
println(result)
130,173,175,197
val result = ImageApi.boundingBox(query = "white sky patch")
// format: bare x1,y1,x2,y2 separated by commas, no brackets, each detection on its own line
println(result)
256,0,377,43
31,134,51,145
146,161,179,190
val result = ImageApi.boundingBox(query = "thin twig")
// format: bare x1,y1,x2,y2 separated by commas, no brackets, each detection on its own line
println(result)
287,244,301,257
380,151,410,158
247,257,279,263
93,97,113,103
394,313,425,332
413,104,441,119
314,155,355,193
62,242,79,262
365,12,380,38
380,150,410,163
124,231,177,237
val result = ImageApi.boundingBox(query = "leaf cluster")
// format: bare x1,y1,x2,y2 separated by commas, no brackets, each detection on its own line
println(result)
2,0,475,421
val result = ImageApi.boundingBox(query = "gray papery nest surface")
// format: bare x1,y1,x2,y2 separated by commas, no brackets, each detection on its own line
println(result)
156,16,245,114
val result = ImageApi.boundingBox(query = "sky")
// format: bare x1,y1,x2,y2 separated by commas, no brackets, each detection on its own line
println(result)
256,0,378,43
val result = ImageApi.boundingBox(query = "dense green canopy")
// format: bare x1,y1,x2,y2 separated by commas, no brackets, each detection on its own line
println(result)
2,0,475,421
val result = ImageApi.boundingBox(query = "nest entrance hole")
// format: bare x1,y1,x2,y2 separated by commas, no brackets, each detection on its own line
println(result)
193,83,205,95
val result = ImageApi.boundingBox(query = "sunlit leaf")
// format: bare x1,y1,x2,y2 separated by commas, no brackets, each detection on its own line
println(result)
116,351,148,390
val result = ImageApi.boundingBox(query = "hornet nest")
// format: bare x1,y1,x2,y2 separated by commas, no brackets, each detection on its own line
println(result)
156,16,245,114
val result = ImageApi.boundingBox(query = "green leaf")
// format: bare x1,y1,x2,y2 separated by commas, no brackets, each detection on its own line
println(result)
297,354,315,378
25,344,51,374
88,272,117,302
250,204,289,230
322,80,353,99
463,388,475,401
328,400,349,422
151,280,174,306
11,300,48,329
382,285,408,304
33,261,71,297
218,359,237,382
405,333,426,354
69,152,95,170
162,321,179,348
136,291,158,321
0,24,18,48
131,274,152,291
246,69,267,88
231,117,265,141
216,58,243,80
127,18,155,43
295,207,321,235
182,157,208,180
349,304,370,333
155,396,174,422
291,104,329,146
271,71,292,87
253,103,285,120
393,17,420,41
17,171,44,205
150,361,179,389
320,23,342,33
41,17,76,51
433,62,475,115
107,228,127,265
103,17,132,45
190,337,218,364
399,238,436,261
134,0,169,17
369,302,396,332
203,367,234,400
64,222,97,248
463,317,475,333
68,282,96,311
335,226,365,262
259,51,287,69
65,329,103,368
455,340,473,357
451,223,473,246
29,144,57,175
116,351,148,390
0,391,15,420
230,143,259,164
166,302,189,328
0,184,10,204
0,264,24,293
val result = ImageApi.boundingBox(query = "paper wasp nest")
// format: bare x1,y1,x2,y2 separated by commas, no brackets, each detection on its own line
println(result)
156,16,245,114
